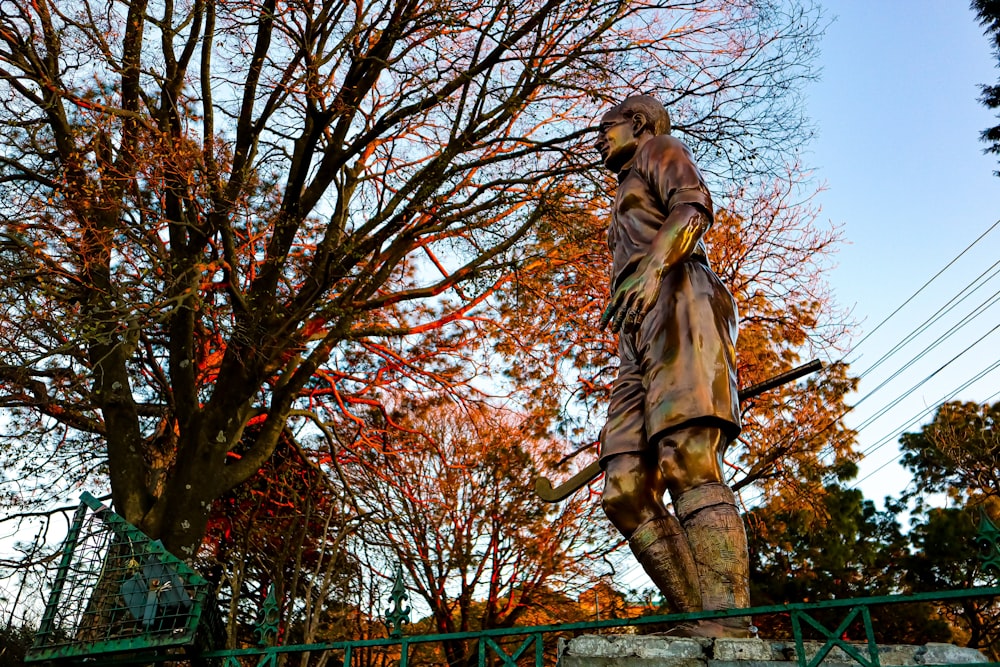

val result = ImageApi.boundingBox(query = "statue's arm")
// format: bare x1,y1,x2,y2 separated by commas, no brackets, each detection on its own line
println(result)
601,204,708,332
643,201,710,279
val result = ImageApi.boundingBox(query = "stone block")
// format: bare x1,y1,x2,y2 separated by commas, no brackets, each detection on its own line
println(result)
561,657,706,667
917,642,989,664
713,639,771,661
558,633,990,667
565,635,627,658
561,634,707,667
633,637,704,659
876,644,923,665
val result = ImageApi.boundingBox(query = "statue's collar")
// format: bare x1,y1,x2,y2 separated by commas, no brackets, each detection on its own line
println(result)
616,158,635,182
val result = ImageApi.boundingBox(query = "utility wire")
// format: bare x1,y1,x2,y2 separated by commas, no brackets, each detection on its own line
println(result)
849,311,1000,445
858,355,1000,462
738,355,1000,508
802,221,1000,470
850,359,1000,489
847,218,1000,355
764,256,1000,484
855,258,1000,382
800,220,1000,464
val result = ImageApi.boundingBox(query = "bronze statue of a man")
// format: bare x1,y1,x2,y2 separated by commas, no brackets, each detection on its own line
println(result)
595,95,749,637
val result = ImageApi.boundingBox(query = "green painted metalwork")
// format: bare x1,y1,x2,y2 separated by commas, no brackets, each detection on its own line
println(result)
26,493,1000,667
25,492,218,664
385,564,411,638
978,507,1000,575
254,651,280,667
480,633,542,667
185,587,1000,667
791,605,878,667
254,583,280,646
399,638,411,667
33,498,88,645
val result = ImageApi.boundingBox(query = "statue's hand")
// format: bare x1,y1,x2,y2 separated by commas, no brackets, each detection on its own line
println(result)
600,257,664,333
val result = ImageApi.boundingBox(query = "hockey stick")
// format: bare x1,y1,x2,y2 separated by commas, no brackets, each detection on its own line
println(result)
533,359,823,502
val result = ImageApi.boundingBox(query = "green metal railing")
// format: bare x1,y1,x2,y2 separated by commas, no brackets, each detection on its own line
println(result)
189,588,1000,667
24,493,1000,667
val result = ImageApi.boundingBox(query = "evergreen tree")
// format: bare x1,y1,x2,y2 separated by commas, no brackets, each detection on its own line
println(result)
972,0,1000,174
902,506,999,657
899,401,1000,505
747,483,950,643
897,400,1000,658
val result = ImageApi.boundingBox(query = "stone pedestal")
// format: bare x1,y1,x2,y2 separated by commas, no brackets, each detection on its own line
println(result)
556,634,989,667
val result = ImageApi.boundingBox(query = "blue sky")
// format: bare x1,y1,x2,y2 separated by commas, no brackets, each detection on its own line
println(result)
805,1,1000,505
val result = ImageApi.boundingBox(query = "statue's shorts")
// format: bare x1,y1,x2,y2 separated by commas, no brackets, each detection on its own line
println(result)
599,257,741,464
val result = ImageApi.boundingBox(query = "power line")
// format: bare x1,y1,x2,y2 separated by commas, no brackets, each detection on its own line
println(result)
856,258,1000,382
810,219,1000,458
734,221,1000,507
859,355,1000,461
850,359,1000,489
847,218,1000,355
851,313,1000,448
776,239,1000,479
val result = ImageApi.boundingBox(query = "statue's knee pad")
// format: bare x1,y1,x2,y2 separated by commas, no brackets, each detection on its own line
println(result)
674,482,749,613
674,482,736,523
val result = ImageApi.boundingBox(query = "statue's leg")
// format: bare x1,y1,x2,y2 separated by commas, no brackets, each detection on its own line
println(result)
602,453,701,613
658,426,750,636
627,514,703,614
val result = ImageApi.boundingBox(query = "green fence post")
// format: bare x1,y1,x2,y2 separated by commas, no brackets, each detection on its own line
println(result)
861,604,878,666
791,609,807,667
33,500,89,646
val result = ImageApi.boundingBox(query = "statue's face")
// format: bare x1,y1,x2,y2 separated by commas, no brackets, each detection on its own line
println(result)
595,108,638,173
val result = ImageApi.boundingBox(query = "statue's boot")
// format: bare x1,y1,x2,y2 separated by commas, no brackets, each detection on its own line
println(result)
676,483,751,638
629,515,702,614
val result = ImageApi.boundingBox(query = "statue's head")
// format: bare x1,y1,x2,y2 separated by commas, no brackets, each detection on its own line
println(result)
618,95,671,136
595,95,671,173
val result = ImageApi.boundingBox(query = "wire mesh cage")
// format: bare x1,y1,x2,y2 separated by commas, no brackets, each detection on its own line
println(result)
26,492,219,663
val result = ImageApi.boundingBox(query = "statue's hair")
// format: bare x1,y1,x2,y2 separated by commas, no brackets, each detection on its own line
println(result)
618,95,671,136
